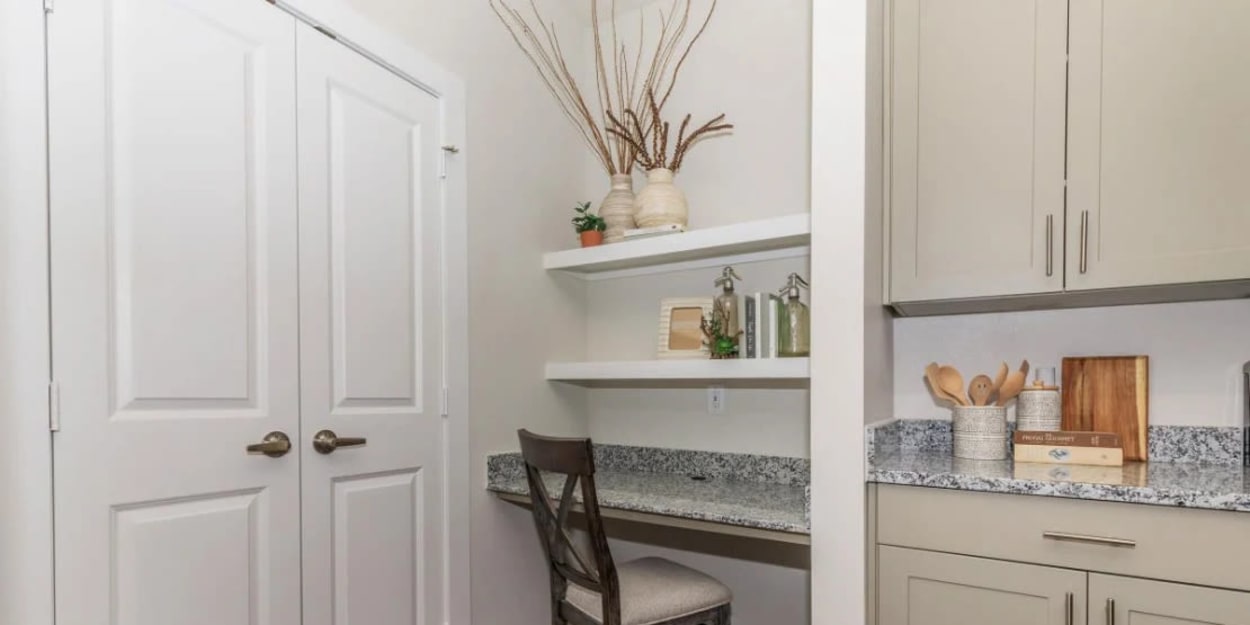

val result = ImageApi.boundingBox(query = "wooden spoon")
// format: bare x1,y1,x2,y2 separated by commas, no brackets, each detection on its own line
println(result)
925,362,960,407
991,362,1009,393
995,370,1026,407
937,365,970,406
968,375,994,406
1019,359,1031,382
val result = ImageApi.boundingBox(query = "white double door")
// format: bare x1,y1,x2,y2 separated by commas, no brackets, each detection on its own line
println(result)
47,1,447,623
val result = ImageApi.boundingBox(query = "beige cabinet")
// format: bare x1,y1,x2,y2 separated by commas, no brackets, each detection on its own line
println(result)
1066,0,1250,291
878,545,1084,625
888,0,1250,306
888,0,1068,302
1090,574,1250,625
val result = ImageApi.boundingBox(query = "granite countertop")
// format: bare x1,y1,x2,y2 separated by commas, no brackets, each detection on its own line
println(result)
868,420,1250,513
487,445,811,535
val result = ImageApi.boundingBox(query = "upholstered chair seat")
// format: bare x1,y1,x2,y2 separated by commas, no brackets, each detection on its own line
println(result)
565,557,733,625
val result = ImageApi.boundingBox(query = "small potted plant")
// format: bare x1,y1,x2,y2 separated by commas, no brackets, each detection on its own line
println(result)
571,202,607,248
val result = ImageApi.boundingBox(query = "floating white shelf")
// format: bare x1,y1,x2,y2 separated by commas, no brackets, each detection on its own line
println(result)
545,358,810,388
544,213,810,279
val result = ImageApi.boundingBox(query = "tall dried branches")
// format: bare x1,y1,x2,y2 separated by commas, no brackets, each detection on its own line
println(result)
606,88,732,174
490,0,718,175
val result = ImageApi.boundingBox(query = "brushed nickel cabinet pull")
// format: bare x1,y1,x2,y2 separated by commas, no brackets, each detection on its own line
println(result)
1065,592,1074,625
1106,598,1116,625
1079,210,1090,274
1043,531,1136,548
1046,214,1055,277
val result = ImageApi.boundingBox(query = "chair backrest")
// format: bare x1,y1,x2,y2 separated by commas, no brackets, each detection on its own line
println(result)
517,429,621,625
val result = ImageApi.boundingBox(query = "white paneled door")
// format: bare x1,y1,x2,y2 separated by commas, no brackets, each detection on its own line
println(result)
296,24,447,625
48,1,301,624
49,3,450,624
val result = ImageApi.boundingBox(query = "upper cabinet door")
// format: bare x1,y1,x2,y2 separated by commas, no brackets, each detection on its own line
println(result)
1068,0,1250,291
889,0,1068,303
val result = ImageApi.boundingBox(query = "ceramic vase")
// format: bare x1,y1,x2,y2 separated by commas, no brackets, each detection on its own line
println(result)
598,174,637,243
634,168,689,229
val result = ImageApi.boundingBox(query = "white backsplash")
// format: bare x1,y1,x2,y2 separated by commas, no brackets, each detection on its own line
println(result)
893,299,1250,427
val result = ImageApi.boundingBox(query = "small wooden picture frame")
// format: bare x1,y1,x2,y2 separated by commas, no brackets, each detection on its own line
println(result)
657,297,714,360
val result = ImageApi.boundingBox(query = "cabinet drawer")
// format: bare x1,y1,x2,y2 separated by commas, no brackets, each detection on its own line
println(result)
877,485,1250,592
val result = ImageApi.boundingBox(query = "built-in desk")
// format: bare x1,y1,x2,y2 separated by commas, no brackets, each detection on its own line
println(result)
486,445,811,545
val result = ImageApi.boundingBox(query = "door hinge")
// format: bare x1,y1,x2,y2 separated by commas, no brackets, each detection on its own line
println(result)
440,386,449,418
43,0,53,14
440,145,459,180
48,381,61,432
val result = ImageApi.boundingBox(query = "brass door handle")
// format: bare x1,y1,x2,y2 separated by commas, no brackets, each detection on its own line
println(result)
247,431,292,458
313,429,367,454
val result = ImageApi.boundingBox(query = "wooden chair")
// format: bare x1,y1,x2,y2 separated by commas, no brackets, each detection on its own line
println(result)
517,430,733,625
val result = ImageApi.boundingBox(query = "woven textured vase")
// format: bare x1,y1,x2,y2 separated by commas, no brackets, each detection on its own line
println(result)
598,174,636,243
634,168,689,229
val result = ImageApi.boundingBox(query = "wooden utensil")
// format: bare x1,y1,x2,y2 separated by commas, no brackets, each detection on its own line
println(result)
937,365,970,406
995,370,1026,407
925,362,960,407
991,362,1009,393
968,375,994,406
1062,356,1149,462
1019,359,1031,383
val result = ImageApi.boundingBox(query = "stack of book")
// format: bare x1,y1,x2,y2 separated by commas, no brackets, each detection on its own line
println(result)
1013,430,1125,467
742,293,782,358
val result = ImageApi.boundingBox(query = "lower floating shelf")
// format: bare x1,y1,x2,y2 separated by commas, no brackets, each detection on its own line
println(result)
545,358,810,388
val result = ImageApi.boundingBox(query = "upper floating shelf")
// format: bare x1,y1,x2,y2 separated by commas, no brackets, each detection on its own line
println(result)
543,213,811,278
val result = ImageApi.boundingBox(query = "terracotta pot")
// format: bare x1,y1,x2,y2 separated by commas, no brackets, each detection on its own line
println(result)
634,168,688,229
579,230,604,247
598,173,637,243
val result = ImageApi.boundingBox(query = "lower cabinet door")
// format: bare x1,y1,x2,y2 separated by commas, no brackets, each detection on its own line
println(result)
879,546,1085,625
1091,574,1250,625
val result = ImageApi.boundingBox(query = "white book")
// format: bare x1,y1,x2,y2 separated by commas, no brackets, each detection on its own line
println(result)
761,294,782,358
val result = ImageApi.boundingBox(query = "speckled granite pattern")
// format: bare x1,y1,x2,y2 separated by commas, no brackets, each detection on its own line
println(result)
873,419,1246,465
489,468,809,534
594,444,809,486
869,449,1250,512
1149,426,1245,465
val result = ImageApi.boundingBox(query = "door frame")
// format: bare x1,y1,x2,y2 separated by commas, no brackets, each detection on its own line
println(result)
2,1,471,623
0,2,55,625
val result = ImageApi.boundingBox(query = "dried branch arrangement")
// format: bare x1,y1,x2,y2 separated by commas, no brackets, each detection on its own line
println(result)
605,89,732,173
489,0,719,175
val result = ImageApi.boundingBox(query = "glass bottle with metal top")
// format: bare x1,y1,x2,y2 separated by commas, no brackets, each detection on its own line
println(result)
777,273,810,357
713,266,743,343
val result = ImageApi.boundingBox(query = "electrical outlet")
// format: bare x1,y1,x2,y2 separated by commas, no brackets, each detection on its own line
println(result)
707,386,726,414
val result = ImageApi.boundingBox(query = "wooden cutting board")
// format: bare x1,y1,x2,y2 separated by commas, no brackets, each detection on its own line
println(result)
1062,356,1149,461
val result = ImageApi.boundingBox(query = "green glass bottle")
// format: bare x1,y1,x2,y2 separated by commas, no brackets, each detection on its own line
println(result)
777,273,810,357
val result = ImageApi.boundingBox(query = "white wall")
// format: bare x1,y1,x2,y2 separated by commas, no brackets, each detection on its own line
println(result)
338,2,592,623
893,299,1250,426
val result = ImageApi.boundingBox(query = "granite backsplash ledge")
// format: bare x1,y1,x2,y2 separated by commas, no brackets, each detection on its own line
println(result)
867,418,1247,466
488,444,810,487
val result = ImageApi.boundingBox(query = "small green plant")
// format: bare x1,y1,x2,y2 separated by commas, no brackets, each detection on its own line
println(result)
700,301,742,360
571,202,607,234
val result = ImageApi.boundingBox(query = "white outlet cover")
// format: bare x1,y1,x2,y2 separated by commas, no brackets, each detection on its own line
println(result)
707,385,726,414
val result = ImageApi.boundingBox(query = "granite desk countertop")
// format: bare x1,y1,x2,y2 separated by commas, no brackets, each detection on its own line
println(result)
487,445,811,535
867,420,1250,513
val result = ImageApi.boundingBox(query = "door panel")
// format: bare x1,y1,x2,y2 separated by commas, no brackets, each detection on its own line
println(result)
297,24,447,625
48,1,300,624
878,545,1084,625
1067,0,1250,290
1091,574,1250,625
889,0,1068,302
